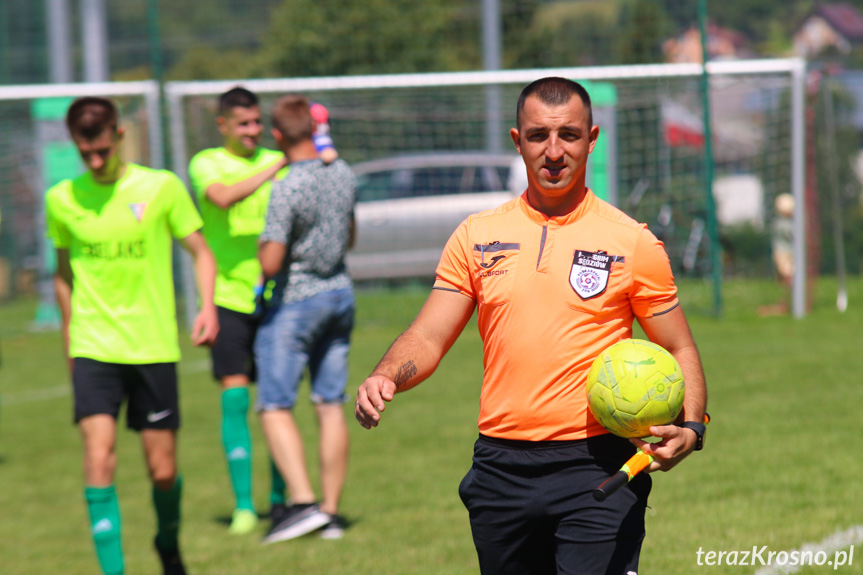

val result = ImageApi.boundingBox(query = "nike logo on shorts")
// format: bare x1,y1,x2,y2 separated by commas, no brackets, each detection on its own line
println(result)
146,409,173,422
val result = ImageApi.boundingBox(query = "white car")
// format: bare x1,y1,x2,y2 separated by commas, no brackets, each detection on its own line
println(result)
347,152,520,281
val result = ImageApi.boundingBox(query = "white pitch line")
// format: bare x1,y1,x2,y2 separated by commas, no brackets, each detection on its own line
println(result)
179,359,210,374
1,360,210,407
2,385,70,406
754,525,863,574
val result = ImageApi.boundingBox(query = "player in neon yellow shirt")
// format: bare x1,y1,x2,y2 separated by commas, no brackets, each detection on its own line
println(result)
188,87,289,535
47,97,218,575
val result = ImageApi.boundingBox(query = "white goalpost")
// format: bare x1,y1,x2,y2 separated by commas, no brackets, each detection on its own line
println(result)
0,80,163,326
166,58,807,320
0,63,810,326
0,81,163,165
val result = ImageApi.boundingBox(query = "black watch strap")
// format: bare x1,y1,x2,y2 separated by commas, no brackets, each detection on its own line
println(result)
678,420,707,451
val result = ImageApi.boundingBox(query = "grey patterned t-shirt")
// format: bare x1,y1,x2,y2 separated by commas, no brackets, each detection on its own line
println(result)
261,158,357,304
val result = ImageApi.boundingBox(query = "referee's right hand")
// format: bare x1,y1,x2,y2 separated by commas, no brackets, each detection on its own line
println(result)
355,375,397,429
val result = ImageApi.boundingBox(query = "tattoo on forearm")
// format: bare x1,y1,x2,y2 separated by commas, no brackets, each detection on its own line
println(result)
394,360,417,390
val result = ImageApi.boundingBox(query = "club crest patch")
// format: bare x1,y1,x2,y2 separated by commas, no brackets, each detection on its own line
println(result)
129,202,146,222
570,250,621,299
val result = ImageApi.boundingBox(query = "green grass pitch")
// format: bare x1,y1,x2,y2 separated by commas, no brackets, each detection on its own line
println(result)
1,277,863,574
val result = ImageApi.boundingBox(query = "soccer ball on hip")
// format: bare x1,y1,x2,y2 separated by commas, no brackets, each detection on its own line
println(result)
586,339,685,438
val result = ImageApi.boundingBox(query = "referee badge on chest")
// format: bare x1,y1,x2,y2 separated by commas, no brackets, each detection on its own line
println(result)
570,250,619,299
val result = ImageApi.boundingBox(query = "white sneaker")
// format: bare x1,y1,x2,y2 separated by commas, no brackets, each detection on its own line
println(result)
319,514,345,540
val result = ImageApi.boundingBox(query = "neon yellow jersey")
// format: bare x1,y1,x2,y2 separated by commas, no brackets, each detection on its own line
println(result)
45,163,203,364
188,147,287,314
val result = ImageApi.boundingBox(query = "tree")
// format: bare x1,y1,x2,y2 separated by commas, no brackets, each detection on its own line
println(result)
617,0,674,65
508,0,624,68
252,0,480,77
108,0,283,81
707,0,809,47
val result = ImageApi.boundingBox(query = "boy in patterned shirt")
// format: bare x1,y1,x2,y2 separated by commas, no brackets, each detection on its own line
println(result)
257,94,357,543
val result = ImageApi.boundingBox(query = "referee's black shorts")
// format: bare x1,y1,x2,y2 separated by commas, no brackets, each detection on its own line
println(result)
211,305,260,382
458,433,651,575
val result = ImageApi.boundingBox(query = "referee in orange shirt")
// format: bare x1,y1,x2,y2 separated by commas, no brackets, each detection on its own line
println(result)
355,77,708,575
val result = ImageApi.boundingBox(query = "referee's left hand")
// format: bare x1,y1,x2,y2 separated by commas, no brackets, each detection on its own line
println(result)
629,424,697,473
191,304,219,347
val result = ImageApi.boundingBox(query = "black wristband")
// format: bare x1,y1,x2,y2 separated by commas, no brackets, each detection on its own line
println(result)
678,420,706,451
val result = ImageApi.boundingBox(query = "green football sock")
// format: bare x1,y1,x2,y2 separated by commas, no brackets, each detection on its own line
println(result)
221,387,254,511
152,475,182,552
270,458,287,505
85,485,124,575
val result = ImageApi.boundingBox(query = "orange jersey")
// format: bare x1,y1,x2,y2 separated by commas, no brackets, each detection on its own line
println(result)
434,190,679,441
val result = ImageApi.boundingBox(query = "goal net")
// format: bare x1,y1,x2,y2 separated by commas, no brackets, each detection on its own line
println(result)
0,63,807,322
0,81,163,326
167,59,805,314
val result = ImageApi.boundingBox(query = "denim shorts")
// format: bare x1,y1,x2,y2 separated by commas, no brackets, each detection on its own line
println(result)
254,288,355,410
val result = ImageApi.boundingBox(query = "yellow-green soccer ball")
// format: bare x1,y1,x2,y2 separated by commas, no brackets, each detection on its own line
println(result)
586,339,685,438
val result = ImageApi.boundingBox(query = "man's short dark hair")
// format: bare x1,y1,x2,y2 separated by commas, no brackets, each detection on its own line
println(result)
516,77,593,129
219,86,259,115
271,94,313,147
65,97,119,140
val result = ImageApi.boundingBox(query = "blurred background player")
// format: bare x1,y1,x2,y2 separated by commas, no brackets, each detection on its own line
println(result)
257,94,357,543
759,193,794,316
47,96,219,575
187,86,290,535
768,193,795,315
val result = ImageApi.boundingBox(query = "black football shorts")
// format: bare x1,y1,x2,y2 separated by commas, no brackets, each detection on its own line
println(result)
73,357,180,431
211,306,259,382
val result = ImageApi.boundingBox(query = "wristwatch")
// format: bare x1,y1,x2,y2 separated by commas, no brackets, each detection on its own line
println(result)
677,414,709,451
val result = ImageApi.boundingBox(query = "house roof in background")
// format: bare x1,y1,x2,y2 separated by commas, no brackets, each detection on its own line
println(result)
812,3,863,41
